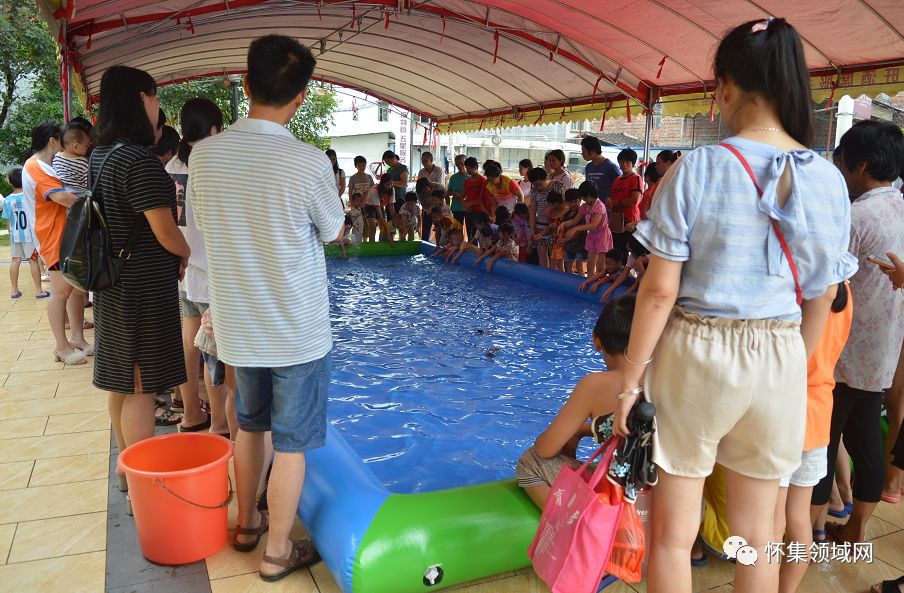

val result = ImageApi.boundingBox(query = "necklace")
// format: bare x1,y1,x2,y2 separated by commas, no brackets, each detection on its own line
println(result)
740,127,781,133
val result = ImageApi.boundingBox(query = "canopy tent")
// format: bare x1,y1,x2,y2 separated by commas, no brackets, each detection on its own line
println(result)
37,0,904,132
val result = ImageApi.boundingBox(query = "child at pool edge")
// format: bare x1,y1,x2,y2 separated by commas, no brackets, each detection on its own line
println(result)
346,193,365,244
450,212,495,264
599,236,650,303
578,249,626,293
512,202,532,263
475,222,519,271
401,192,420,241
431,227,465,261
516,293,637,509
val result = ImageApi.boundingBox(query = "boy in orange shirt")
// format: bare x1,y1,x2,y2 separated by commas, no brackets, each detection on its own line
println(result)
773,282,853,593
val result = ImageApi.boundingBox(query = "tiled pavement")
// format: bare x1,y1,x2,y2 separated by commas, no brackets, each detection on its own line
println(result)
0,265,902,593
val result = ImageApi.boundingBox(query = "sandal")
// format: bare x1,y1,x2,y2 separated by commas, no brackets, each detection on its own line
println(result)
82,320,94,329
232,513,269,552
35,290,50,299
10,291,22,299
154,396,166,409
260,538,321,582
53,349,88,365
155,407,183,426
827,501,853,518
178,417,211,433
872,576,904,593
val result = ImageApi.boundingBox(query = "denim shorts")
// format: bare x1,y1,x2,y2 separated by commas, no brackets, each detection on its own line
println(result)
201,352,225,387
564,249,588,263
180,292,208,318
234,354,331,453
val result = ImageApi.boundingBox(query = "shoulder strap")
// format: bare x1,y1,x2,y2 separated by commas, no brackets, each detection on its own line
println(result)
88,143,144,259
87,143,126,195
720,143,803,306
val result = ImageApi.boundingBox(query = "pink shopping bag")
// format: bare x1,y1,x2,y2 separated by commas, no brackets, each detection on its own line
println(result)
527,439,625,593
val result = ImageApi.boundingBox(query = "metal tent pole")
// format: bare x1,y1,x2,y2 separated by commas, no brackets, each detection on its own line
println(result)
230,77,242,123
642,95,654,166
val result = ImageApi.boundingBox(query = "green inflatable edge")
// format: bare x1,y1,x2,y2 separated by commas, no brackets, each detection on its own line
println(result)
351,479,541,593
324,241,423,258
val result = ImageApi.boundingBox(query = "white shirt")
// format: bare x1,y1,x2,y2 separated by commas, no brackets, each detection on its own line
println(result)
165,155,209,303
189,118,345,367
418,165,445,189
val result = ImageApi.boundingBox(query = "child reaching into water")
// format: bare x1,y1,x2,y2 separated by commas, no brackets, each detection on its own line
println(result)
401,192,420,241
578,249,626,293
511,203,532,263
516,294,636,508
431,228,465,261
475,222,519,271
600,237,649,303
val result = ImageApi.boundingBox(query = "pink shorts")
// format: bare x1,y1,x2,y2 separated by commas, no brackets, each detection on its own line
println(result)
584,229,613,254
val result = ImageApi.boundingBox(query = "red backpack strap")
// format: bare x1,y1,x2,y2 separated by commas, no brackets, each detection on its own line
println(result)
720,143,803,306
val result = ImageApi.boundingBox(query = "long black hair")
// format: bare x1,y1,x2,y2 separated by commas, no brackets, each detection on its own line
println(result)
95,65,157,147
325,149,339,174
30,120,63,154
177,99,224,165
714,18,813,147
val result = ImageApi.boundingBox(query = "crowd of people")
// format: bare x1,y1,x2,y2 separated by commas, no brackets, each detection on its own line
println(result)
1,15,904,593
330,131,681,301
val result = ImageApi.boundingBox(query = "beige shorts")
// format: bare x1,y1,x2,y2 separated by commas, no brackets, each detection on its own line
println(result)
515,446,581,489
645,308,807,480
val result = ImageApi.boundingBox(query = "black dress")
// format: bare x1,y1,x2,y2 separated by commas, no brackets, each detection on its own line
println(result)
90,144,187,394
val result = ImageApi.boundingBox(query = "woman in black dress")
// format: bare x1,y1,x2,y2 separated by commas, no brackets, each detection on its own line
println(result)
91,66,190,485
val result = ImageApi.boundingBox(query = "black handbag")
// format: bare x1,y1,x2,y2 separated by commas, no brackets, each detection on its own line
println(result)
60,143,142,292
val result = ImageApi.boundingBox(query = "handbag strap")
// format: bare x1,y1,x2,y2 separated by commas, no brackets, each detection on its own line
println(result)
89,143,144,259
720,143,803,306
579,436,621,489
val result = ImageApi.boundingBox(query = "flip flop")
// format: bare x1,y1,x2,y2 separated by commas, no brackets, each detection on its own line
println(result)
10,291,22,299
35,291,50,299
232,513,269,552
691,552,709,567
259,538,321,582
881,490,901,504
155,407,182,426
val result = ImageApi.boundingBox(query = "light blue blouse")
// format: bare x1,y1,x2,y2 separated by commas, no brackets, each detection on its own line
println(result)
634,137,858,321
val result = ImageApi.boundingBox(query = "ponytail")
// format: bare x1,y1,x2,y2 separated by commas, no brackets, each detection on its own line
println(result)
714,18,813,146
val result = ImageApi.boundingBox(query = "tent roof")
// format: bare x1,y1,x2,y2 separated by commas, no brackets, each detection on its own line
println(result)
38,0,904,129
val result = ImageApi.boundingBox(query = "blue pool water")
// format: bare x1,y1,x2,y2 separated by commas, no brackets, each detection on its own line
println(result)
327,255,603,493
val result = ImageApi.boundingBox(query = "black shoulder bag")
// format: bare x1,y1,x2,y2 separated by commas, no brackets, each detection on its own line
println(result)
60,144,142,292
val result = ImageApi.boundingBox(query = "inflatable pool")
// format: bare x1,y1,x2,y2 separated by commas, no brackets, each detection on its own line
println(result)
304,242,629,592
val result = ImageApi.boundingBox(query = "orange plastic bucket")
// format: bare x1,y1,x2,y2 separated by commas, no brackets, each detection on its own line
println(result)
118,433,234,565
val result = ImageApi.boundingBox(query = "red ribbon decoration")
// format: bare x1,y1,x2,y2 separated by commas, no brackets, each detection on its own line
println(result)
440,15,446,43
591,75,602,106
533,110,544,126
559,107,567,120
656,56,667,79
493,31,500,64
478,118,486,131
709,94,715,123
384,11,390,28
599,101,611,132
626,97,632,123
317,8,322,21
825,80,837,109
423,124,428,145
350,4,356,30
186,15,195,34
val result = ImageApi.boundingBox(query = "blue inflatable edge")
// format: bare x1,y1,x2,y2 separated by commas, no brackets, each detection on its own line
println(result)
301,241,629,592
417,241,630,304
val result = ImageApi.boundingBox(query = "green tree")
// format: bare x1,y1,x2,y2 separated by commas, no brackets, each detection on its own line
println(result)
0,0,64,165
158,78,337,149
0,0,58,129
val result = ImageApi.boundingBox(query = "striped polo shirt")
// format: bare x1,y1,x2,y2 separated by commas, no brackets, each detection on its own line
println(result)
188,118,345,368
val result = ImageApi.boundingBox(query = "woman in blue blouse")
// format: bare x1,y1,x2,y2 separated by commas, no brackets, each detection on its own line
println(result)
613,18,857,593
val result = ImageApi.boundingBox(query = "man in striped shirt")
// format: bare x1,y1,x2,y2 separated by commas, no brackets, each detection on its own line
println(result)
189,35,345,581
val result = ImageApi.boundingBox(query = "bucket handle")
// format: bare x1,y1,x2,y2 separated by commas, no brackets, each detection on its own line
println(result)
153,475,234,510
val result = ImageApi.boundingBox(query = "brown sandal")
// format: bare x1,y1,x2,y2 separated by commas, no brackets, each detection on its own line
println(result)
260,538,321,582
232,513,269,552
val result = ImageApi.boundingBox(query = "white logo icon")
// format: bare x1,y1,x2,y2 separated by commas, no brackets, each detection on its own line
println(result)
736,545,759,566
723,535,748,559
